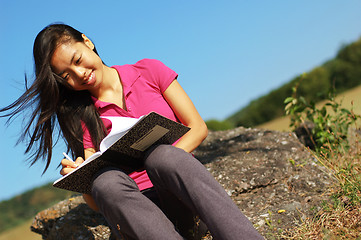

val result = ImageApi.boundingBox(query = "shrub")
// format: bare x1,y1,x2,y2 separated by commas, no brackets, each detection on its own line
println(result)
206,119,234,131
284,75,359,157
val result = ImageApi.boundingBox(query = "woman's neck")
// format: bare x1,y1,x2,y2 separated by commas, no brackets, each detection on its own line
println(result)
89,65,121,97
89,65,126,109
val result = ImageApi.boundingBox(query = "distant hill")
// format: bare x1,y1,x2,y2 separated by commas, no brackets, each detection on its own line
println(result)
206,36,361,130
0,182,76,233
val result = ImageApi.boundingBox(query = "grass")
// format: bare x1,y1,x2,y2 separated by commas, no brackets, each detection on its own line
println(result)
283,204,361,239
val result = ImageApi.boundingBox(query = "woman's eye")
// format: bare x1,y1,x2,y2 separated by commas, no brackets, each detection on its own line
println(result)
75,56,81,64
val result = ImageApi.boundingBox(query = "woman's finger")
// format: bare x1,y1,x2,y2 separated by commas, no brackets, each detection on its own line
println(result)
60,167,76,176
74,156,85,165
61,158,78,168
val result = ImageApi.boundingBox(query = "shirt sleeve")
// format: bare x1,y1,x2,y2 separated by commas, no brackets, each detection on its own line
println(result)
135,59,178,93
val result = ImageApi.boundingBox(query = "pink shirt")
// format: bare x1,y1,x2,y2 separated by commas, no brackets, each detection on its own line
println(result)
83,59,179,191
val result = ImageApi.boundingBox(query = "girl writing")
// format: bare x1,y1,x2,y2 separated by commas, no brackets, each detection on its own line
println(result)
0,23,263,240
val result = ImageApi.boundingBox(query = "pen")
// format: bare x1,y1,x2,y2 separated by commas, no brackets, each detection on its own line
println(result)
62,152,75,163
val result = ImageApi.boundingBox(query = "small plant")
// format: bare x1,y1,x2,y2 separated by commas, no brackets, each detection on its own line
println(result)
284,76,360,157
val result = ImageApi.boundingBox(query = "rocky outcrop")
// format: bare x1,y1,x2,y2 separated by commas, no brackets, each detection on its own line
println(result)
31,127,333,239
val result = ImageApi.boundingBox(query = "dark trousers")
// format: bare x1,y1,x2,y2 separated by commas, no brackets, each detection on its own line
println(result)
91,145,263,240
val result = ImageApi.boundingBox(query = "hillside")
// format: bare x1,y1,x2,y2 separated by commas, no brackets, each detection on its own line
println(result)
220,36,361,129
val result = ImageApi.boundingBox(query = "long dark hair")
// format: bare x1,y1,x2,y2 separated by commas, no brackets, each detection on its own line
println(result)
0,23,106,173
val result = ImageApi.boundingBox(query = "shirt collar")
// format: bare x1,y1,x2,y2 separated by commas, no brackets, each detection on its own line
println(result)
112,64,140,97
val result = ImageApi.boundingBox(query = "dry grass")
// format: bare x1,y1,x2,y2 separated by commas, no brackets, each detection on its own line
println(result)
282,204,361,239
279,149,361,239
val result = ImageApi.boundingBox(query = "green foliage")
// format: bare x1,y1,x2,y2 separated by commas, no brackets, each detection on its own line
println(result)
284,76,361,207
0,183,75,233
206,119,234,131
284,76,359,156
227,37,361,128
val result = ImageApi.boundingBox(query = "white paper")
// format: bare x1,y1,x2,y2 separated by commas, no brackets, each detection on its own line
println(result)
99,116,142,152
77,116,142,164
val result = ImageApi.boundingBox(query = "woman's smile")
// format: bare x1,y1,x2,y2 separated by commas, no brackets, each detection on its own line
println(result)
84,71,96,85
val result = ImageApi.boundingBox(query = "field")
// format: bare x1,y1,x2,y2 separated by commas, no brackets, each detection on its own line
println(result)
0,219,41,240
1,85,361,240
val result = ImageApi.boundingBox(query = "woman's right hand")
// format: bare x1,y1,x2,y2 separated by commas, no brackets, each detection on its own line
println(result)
60,157,84,176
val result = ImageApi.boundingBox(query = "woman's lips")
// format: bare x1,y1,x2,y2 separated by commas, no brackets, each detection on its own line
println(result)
84,71,95,85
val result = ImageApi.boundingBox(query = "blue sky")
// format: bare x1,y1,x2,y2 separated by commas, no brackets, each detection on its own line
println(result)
1,1,361,201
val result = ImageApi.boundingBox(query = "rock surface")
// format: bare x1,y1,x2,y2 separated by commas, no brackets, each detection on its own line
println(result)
31,127,333,239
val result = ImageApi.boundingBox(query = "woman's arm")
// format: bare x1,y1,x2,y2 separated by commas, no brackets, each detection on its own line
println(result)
163,80,208,153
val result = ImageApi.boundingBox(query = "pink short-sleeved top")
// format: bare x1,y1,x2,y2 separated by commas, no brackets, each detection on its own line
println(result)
83,59,179,191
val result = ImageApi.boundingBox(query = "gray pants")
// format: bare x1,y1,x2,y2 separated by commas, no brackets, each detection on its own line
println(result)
91,145,263,240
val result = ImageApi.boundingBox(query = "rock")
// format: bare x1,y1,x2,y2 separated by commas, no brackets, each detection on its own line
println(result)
31,127,333,239
31,197,116,240
294,121,316,149
194,127,332,238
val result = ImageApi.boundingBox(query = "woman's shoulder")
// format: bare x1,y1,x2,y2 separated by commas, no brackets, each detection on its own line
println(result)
134,58,175,75
113,59,176,84
112,59,162,69
113,59,166,73
134,58,166,68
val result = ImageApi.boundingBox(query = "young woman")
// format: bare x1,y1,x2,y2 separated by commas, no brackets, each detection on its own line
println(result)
1,24,263,240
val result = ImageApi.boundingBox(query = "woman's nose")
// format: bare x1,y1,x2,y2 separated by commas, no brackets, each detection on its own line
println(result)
74,66,86,79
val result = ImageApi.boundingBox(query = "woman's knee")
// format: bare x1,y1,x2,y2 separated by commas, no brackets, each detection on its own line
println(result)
145,145,178,171
91,167,138,203
144,144,195,176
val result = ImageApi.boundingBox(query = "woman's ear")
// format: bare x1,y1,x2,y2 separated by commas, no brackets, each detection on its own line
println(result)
82,34,95,50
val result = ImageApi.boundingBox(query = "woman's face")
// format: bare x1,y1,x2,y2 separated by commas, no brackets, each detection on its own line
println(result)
50,35,104,91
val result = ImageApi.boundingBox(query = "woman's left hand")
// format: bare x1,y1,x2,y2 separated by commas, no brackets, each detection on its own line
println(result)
60,157,84,176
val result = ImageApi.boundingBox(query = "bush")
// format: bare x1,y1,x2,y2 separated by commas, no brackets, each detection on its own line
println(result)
284,75,359,156
206,119,234,131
